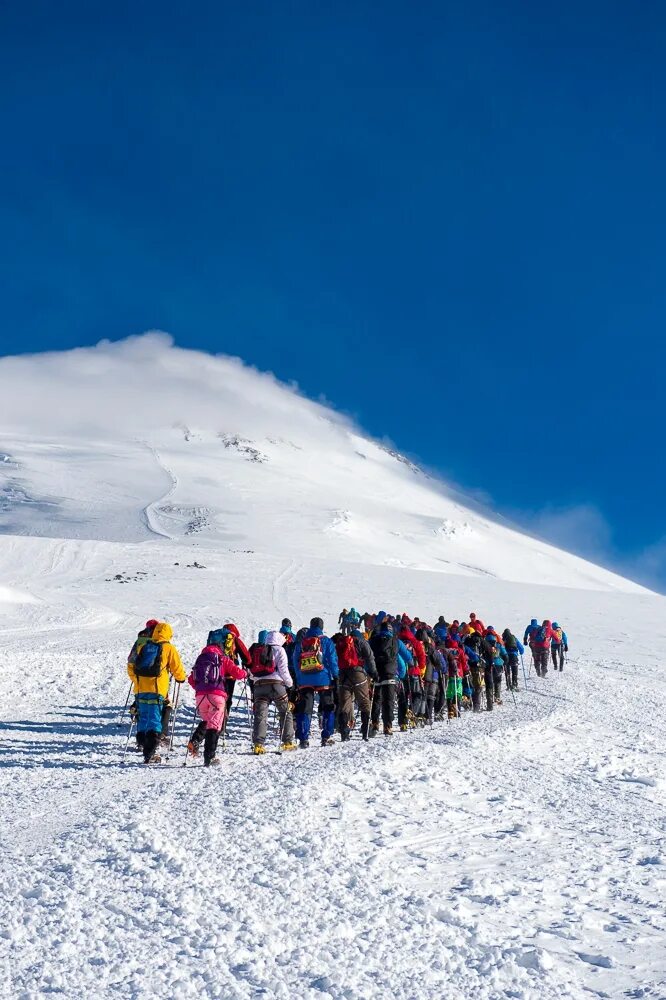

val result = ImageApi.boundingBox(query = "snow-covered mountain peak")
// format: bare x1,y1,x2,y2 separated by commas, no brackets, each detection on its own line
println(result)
0,334,647,593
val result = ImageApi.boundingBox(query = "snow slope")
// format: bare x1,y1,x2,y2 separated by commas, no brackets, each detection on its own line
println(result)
0,336,664,998
0,334,649,591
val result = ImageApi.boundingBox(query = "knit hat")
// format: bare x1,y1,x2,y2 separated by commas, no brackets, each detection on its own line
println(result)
310,616,324,630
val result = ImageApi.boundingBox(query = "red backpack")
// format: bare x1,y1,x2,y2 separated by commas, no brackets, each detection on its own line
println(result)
249,643,274,678
299,636,323,673
335,635,363,670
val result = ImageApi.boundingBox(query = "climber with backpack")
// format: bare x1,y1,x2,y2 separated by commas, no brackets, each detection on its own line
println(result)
502,628,524,690
397,623,426,730
247,630,296,754
550,622,568,671
205,623,251,714
187,639,248,766
482,633,508,705
126,621,186,765
127,619,159,750
292,617,339,747
424,637,447,724
531,620,555,677
462,631,484,712
369,621,401,736
334,628,378,742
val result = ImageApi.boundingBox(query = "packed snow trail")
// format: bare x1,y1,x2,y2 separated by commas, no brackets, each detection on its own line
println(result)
1,655,665,998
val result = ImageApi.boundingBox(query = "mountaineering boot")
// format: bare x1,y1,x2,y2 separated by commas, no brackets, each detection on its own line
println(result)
188,720,206,757
384,725,393,736
144,754,162,765
252,744,267,755
368,723,378,739
360,711,370,742
204,757,221,767
399,723,409,732
204,730,219,766
494,683,503,705
340,731,351,742
321,736,335,747
143,730,160,764
298,739,310,749
281,741,297,752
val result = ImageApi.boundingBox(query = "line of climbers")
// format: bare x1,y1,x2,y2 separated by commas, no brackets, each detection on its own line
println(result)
125,612,569,766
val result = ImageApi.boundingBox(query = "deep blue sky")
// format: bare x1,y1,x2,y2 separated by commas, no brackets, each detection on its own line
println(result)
1,1,665,587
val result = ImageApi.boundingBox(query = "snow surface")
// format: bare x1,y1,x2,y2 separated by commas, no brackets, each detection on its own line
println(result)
1,336,665,998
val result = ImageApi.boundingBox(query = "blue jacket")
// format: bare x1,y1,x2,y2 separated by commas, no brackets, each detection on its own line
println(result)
523,619,538,644
293,627,339,688
396,638,412,680
433,622,448,641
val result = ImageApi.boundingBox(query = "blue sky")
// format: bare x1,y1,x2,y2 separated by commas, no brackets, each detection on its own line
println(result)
1,1,665,589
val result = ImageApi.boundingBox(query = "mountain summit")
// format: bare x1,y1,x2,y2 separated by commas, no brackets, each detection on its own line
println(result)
0,334,644,592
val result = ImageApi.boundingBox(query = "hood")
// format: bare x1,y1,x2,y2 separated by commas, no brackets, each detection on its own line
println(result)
552,622,559,629
224,623,240,638
531,619,538,626
266,630,285,646
201,644,220,656
306,626,324,638
152,622,173,643
543,620,551,627
376,611,387,622
502,629,512,640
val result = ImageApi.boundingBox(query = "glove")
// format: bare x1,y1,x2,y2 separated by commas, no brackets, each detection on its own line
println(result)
564,645,568,653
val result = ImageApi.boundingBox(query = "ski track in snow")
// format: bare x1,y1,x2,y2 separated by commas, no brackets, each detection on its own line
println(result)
140,442,179,540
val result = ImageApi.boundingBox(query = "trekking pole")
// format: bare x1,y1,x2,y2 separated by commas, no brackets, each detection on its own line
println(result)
167,682,181,752
520,654,528,690
122,717,136,762
528,652,533,679
183,705,200,767
117,683,133,727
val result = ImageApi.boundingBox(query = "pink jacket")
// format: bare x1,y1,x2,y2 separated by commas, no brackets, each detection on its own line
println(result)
188,646,246,697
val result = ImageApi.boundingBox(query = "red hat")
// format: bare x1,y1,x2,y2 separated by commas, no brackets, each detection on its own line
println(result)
145,619,159,629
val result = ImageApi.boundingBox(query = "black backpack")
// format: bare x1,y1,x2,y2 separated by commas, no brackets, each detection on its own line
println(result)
372,634,397,671
134,640,163,678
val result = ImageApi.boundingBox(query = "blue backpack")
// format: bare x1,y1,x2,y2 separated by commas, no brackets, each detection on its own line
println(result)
134,640,162,678
535,625,548,644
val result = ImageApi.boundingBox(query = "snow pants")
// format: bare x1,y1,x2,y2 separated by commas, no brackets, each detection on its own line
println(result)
253,681,294,746
507,652,520,688
533,648,549,676
136,693,164,762
371,679,397,729
409,675,426,718
550,645,564,671
295,687,335,742
338,669,371,736
493,664,504,702
484,664,494,710
425,680,439,723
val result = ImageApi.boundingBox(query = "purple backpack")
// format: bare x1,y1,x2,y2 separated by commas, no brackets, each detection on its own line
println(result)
193,646,223,688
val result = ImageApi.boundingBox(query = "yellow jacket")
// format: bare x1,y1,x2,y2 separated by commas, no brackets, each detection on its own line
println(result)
127,622,186,696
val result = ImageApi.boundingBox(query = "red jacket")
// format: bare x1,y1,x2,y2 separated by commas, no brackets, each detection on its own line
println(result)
445,639,468,677
399,626,426,675
223,622,251,666
470,616,485,633
532,622,555,649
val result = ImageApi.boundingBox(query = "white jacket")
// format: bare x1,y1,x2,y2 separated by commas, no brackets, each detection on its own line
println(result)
254,631,292,687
